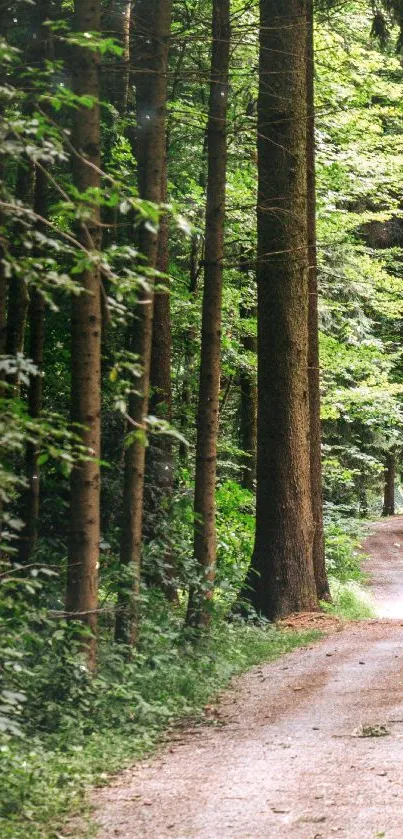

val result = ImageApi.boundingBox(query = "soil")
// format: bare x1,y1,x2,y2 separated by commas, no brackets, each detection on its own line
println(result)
92,517,403,839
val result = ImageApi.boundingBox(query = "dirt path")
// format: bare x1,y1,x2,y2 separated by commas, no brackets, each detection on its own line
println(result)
363,516,403,619
93,518,403,839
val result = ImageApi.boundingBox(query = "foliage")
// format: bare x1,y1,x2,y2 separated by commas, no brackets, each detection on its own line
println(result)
1,1,402,836
0,599,320,839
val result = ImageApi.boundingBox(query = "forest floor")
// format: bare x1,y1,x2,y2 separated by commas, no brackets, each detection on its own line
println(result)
92,517,403,839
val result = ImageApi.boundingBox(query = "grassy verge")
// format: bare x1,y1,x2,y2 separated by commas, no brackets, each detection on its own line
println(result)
1,622,321,839
324,577,376,619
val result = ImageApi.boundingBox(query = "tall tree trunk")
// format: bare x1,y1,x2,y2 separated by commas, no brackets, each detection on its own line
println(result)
239,249,257,492
115,0,173,646
145,159,176,598
382,452,396,517
17,168,47,564
65,0,102,671
243,0,317,620
307,0,330,601
186,0,230,628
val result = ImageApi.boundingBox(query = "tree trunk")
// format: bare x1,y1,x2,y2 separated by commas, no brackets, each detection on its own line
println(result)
239,249,257,492
145,158,177,598
243,0,318,620
382,452,396,517
186,0,230,628
17,168,47,564
65,0,102,671
115,0,173,646
307,0,330,601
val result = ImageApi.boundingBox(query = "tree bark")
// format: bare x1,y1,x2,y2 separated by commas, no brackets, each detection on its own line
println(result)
239,249,257,492
186,0,230,628
382,452,396,517
243,0,318,620
145,159,177,598
307,0,330,601
65,0,102,671
115,0,173,645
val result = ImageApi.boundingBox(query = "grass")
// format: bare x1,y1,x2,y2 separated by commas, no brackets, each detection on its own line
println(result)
323,577,376,620
0,621,321,839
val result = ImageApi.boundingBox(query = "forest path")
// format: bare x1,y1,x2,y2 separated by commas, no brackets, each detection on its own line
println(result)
93,518,403,839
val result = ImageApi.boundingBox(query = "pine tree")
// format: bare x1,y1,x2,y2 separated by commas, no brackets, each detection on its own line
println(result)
244,0,318,619
186,0,231,627
116,0,173,645
65,0,103,670
307,0,330,600
382,452,396,516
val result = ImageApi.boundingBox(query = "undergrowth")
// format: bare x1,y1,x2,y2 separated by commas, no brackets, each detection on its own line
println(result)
0,501,377,839
0,616,320,839
324,579,376,619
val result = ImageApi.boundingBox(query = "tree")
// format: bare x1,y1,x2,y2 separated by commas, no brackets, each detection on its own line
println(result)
382,451,396,516
239,248,257,492
65,0,103,670
307,0,330,601
186,0,231,627
145,155,176,598
116,0,173,645
243,0,318,619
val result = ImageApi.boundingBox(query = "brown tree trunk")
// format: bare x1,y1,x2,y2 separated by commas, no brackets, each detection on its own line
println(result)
186,0,230,628
115,0,173,646
382,452,396,517
17,168,47,564
65,0,102,671
239,249,257,492
243,0,317,620
145,159,177,598
307,0,330,601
